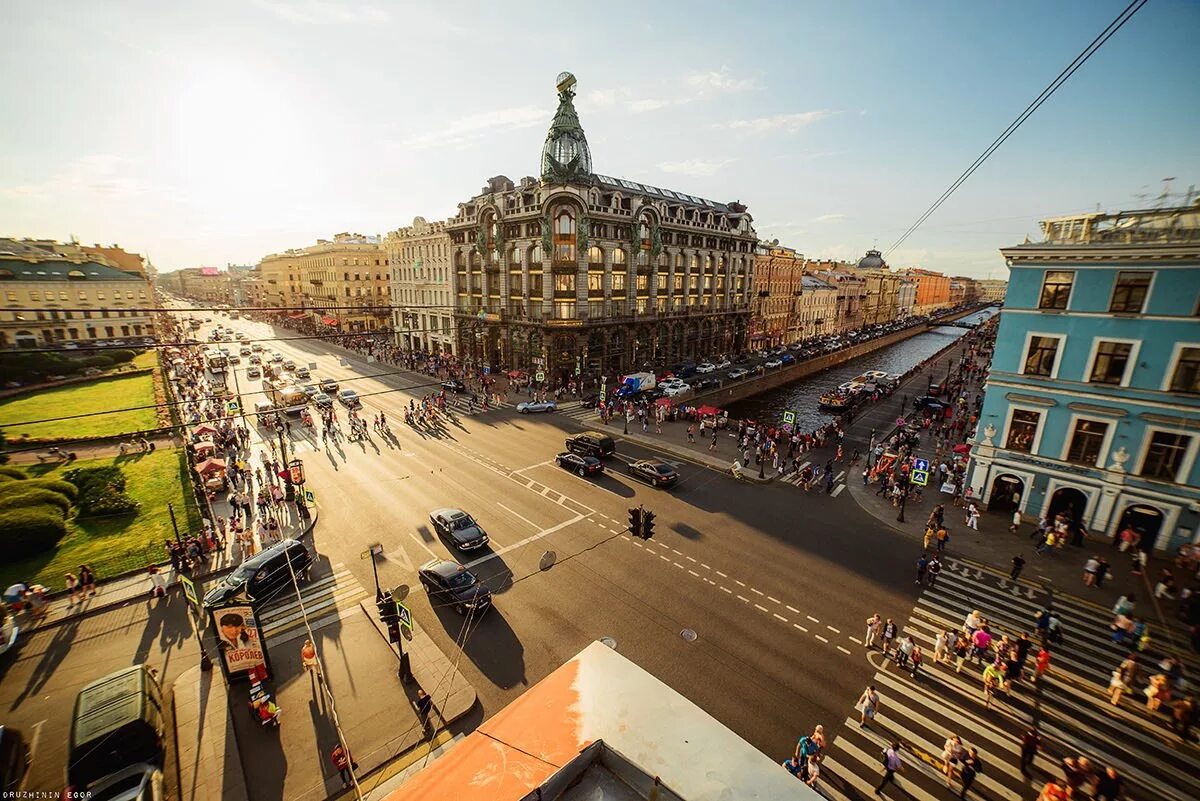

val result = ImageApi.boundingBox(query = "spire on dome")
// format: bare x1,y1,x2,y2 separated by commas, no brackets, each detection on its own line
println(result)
541,71,593,184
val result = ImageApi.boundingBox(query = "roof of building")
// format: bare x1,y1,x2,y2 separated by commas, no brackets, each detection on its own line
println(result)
857,249,886,270
593,175,735,213
383,641,815,801
801,276,834,290
0,257,145,282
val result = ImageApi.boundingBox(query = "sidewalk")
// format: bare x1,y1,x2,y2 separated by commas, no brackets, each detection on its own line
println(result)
174,665,250,801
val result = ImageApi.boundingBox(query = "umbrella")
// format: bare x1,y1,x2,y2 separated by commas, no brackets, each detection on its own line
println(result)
655,397,673,407
696,405,722,417
193,457,227,476
953,443,971,455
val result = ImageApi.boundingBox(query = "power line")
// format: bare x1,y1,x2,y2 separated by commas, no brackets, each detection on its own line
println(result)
884,0,1148,258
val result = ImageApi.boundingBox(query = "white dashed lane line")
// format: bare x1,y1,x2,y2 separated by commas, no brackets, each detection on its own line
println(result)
787,605,801,614
736,594,751,603
754,603,769,613
773,613,788,623
807,615,821,624
826,625,841,634
794,623,809,633
715,570,728,578
815,635,829,643
837,645,852,655
720,586,733,594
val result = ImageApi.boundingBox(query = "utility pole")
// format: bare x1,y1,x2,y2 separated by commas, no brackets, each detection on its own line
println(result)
168,502,182,544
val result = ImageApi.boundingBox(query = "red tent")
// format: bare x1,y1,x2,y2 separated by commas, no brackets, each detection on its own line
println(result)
193,457,227,476
953,443,971,455
696,405,722,417
192,423,219,437
655,397,673,407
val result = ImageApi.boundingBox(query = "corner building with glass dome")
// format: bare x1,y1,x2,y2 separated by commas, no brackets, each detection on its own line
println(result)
447,72,758,385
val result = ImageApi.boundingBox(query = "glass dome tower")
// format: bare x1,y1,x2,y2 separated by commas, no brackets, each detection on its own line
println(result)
540,71,593,184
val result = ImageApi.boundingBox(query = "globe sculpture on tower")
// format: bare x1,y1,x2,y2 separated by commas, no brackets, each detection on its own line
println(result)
541,71,593,184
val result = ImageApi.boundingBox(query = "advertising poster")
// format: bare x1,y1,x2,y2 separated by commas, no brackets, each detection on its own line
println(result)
213,605,266,675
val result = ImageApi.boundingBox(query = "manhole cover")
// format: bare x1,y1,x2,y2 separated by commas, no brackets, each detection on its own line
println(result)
680,628,698,642
600,636,617,650
539,550,557,570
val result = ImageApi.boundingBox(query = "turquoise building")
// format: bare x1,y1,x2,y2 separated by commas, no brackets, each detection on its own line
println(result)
967,204,1200,553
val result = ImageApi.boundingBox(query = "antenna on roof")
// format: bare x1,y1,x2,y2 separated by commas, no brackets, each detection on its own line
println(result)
1155,177,1176,209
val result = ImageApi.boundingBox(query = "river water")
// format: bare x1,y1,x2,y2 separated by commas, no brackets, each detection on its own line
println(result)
725,307,999,429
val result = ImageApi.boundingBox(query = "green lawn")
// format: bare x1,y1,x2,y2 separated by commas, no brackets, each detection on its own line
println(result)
0,371,158,442
0,448,203,590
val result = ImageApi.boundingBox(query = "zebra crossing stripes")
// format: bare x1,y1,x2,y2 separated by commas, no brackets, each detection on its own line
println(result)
819,569,1193,801
255,568,370,642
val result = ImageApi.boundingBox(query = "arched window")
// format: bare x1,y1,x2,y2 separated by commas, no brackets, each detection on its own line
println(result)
489,249,500,266
674,253,684,269
529,244,544,265
588,246,604,266
470,251,482,268
509,247,521,265
553,205,576,263
691,255,700,271
454,251,465,268
612,248,627,266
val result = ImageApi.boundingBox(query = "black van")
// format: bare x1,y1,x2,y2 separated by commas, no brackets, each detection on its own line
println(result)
566,432,615,459
66,665,163,792
202,538,313,609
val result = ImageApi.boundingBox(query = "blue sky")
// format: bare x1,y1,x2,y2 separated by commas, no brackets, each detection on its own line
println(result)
2,0,1197,277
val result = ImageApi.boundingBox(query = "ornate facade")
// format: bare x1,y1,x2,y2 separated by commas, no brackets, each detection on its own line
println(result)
446,72,756,384
257,233,388,331
384,217,454,354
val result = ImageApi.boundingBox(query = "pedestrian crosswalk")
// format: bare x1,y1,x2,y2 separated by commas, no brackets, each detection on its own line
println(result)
255,566,370,643
775,463,850,498
817,567,1195,801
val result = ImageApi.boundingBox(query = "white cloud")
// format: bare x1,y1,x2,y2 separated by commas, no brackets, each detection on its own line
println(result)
685,67,759,94
253,0,391,24
3,154,151,200
585,88,621,108
399,105,549,151
716,110,839,134
656,159,736,177
814,213,846,223
628,98,674,113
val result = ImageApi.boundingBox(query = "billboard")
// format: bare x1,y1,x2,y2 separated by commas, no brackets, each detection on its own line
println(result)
213,605,266,675
200,266,220,276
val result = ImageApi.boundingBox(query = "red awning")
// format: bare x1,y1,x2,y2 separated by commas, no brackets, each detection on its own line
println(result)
321,316,340,326
655,397,673,407
288,311,307,319
696,405,722,417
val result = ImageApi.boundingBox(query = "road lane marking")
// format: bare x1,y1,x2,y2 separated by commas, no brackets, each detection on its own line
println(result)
701,563,711,570
671,548,683,555
831,484,846,498
736,594,750,603
734,579,746,587
767,595,780,604
750,587,764,596
826,625,841,634
715,570,728,578
688,569,700,577
835,471,846,482
815,634,829,643
786,605,801,614
849,636,863,644
659,554,671,562
463,513,586,570
773,613,788,622
754,603,769,613
685,555,697,563
837,645,852,655
514,459,555,472
720,586,732,594
794,623,809,632
807,615,820,623
496,503,543,531
673,562,685,570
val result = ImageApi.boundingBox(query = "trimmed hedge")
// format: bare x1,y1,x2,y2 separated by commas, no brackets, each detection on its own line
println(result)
63,466,138,517
0,505,68,559
0,487,73,515
0,478,78,501
0,466,26,481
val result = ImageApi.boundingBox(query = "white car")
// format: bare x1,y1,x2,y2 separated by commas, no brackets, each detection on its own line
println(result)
715,358,732,369
765,358,783,369
661,382,691,397
695,362,716,374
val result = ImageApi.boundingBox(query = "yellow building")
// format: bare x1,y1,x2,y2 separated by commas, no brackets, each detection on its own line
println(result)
257,233,388,331
383,217,455,354
0,238,155,348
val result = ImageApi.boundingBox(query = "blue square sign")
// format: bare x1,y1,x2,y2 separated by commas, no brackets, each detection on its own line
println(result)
914,458,930,473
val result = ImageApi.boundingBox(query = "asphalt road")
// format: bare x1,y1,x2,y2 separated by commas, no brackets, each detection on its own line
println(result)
191,311,928,765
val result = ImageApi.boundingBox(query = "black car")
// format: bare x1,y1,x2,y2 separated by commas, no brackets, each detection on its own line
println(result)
429,508,489,550
555,452,604,477
913,395,946,411
627,460,679,488
580,394,600,409
0,726,29,794
202,539,313,608
418,559,491,616
441,380,466,394
566,431,615,458
692,377,720,391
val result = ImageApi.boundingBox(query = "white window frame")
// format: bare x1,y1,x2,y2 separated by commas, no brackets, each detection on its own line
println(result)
1001,403,1047,456
1107,269,1156,315
1059,414,1115,468
1160,341,1200,393
1019,331,1067,378
1084,336,1141,388
1136,425,1199,484
1038,269,1075,311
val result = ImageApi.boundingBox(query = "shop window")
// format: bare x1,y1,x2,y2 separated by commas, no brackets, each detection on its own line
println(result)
1005,409,1041,453
1038,270,1074,310
1066,419,1108,466
1140,431,1191,482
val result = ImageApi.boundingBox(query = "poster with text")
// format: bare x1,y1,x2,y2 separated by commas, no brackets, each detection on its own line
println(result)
213,605,265,675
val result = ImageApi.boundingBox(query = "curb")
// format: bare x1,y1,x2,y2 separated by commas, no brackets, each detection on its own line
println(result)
28,509,319,632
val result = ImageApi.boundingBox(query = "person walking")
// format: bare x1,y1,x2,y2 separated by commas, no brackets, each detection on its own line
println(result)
78,565,97,597
331,744,358,788
1094,766,1123,801
875,742,903,796
301,639,320,675
1019,728,1040,777
881,618,898,658
864,614,883,650
959,748,982,798
858,685,880,727
1109,654,1137,705
1010,554,1026,581
916,553,930,585
65,572,81,608
941,735,963,784
910,646,924,679
927,556,942,587
1034,646,1051,683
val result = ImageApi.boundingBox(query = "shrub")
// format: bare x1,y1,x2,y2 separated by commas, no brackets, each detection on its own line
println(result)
0,506,68,559
63,465,138,517
108,349,137,364
79,354,115,369
0,466,26,480
0,478,78,502
0,487,73,515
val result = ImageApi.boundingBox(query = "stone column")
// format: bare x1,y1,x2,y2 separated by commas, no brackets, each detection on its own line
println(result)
667,252,677,313
681,249,693,311
602,247,613,317
649,258,659,313
575,245,588,320
625,249,637,314
521,249,531,318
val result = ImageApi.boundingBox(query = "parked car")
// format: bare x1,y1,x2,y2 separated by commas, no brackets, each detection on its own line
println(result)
695,362,716,374
627,460,679,488
300,383,319,399
727,367,750,380
913,395,945,410
429,508,489,550
764,358,783,369
239,346,252,356
418,559,491,616
283,359,296,371
555,452,604,477
780,353,796,365
566,431,615,458
715,358,732,369
0,726,29,794
202,539,313,608
692,377,720,391
661,381,691,397
246,366,261,379
66,665,164,794
251,343,263,352
516,400,557,414
270,352,283,362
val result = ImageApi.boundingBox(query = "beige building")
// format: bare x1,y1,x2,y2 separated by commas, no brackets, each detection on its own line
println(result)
258,233,388,331
795,275,838,339
814,270,867,334
383,217,454,354
896,277,917,318
751,244,805,348
0,238,155,348
976,278,1007,303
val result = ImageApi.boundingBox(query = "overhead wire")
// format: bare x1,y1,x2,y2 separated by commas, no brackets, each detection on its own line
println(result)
884,0,1149,258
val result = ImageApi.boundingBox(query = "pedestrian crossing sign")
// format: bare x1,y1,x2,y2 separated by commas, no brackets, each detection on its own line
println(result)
535,371,545,382
226,400,239,414
782,411,795,425
396,600,412,631
914,458,929,473
911,469,929,486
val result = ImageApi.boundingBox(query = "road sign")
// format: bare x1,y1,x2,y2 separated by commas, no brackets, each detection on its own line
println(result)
396,601,412,631
305,490,315,504
911,469,929,486
535,371,545,382
914,458,930,473
782,411,796,425
360,543,383,560
483,366,490,375
226,400,240,414
179,574,200,612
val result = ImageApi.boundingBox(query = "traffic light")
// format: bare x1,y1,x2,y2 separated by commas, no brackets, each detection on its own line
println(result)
377,591,398,625
627,507,643,538
387,621,402,644
640,509,656,540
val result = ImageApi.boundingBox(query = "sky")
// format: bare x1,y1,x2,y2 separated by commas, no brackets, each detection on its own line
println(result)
2,0,1198,278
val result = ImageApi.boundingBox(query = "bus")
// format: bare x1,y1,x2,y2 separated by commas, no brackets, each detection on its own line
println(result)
206,352,229,373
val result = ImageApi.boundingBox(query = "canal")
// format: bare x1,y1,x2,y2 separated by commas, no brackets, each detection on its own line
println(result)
725,307,1000,429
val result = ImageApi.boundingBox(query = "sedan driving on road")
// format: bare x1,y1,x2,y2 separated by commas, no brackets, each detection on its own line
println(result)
418,559,492,616
727,367,750,380
627,460,679,488
312,392,332,408
295,366,310,379
319,378,339,393
246,366,261,379
516,400,557,414
695,362,716,374
441,380,466,394
429,508,490,550
555,452,603,477
338,389,360,407
764,358,783,369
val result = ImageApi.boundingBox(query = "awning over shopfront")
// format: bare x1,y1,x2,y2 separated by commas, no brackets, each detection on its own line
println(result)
288,312,307,320
321,316,340,326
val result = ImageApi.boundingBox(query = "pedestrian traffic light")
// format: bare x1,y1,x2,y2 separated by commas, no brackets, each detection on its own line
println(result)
387,621,402,644
627,507,643,538
640,510,656,540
